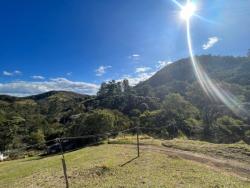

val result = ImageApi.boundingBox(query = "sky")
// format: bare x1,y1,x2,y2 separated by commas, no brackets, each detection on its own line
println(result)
0,0,250,96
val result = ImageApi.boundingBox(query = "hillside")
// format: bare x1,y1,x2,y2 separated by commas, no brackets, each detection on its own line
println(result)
136,55,250,102
138,55,250,89
1,142,250,187
0,90,90,101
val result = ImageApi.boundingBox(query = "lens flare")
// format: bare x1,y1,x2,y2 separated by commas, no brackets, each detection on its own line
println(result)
180,1,196,20
186,19,246,116
172,0,247,117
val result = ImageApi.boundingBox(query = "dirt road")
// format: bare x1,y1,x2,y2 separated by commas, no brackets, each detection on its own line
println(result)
116,144,250,181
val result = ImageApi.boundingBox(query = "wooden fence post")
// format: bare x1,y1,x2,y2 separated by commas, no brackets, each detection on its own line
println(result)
57,138,69,188
136,127,140,157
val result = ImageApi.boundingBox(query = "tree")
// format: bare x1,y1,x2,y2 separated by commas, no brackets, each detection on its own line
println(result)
214,116,244,143
162,93,201,137
136,84,154,96
138,103,149,112
29,130,45,147
97,80,122,98
122,79,131,93
129,109,141,117
85,109,115,135
163,93,200,119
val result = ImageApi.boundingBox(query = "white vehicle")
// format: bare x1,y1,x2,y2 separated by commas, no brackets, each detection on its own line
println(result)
0,153,8,162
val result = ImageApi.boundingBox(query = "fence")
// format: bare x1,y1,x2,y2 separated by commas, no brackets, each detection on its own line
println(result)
1,124,248,187
0,126,146,188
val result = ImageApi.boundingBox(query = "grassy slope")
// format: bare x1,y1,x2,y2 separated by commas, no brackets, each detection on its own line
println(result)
162,139,250,164
0,144,249,188
110,135,250,164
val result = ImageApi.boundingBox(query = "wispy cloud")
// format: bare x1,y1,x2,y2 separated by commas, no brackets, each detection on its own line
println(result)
156,61,173,69
3,71,13,76
95,65,112,76
129,54,140,62
31,75,45,80
120,71,156,86
0,78,99,96
66,72,72,76
135,67,151,73
3,70,22,76
14,70,22,75
202,37,219,50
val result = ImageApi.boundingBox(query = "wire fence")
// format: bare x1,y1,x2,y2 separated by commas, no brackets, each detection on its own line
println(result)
0,127,140,188
1,124,249,187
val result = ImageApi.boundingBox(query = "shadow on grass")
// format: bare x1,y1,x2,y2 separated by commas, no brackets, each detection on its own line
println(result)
22,142,104,162
120,156,139,167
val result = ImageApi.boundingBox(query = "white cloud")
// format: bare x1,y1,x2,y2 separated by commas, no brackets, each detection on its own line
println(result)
3,71,13,76
156,61,173,69
14,70,22,75
31,75,45,80
95,65,112,76
0,78,99,96
135,67,151,73
202,37,219,50
120,71,156,86
129,54,140,62
3,70,22,76
66,72,72,76
131,54,140,58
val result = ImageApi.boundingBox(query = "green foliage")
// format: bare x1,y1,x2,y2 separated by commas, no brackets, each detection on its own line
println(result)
85,109,115,134
139,94,202,139
216,115,243,126
1,55,250,150
29,130,45,147
212,116,245,143
245,130,250,143
163,93,200,119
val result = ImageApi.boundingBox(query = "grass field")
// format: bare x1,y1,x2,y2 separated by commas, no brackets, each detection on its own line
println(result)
162,139,250,164
110,134,250,163
0,142,250,188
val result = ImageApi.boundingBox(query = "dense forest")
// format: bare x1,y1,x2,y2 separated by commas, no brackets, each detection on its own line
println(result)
1,55,250,152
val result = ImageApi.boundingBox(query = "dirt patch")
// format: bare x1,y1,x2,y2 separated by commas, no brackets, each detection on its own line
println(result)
157,144,250,181
71,165,111,179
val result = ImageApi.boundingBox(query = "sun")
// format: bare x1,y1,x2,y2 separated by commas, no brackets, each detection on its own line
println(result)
180,1,197,20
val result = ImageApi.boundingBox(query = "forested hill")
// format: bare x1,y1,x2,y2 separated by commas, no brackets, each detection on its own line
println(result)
135,55,250,100
0,91,90,102
1,55,250,153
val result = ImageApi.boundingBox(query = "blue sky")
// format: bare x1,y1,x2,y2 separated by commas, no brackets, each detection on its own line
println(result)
0,0,249,96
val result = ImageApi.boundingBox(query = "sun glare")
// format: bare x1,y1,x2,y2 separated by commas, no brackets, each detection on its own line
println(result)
180,2,196,20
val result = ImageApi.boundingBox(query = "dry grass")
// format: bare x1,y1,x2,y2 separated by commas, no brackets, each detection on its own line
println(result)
162,138,250,164
0,144,249,188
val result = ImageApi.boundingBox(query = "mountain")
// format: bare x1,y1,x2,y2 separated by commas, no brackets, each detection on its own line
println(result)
0,90,92,127
0,90,90,101
136,55,250,107
139,55,250,88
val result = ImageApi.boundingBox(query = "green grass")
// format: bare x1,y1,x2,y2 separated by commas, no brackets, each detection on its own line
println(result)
110,134,250,164
109,134,163,145
0,144,249,188
162,138,250,164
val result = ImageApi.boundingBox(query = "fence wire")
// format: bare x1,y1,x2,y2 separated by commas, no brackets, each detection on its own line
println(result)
1,125,248,187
